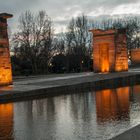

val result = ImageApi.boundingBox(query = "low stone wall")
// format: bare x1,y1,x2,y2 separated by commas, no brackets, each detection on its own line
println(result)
0,72,140,103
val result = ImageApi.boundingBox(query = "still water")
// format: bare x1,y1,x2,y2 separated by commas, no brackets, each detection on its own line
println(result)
1,85,140,140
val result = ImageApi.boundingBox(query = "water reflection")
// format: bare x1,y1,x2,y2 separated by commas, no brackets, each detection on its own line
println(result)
1,84,140,139
96,87,130,123
0,103,13,140
132,85,140,102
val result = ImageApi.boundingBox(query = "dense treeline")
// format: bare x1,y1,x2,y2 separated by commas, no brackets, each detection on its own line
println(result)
11,10,140,75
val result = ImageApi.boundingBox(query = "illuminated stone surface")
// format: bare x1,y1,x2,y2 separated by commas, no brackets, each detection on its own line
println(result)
90,29,128,73
0,13,13,86
131,48,140,64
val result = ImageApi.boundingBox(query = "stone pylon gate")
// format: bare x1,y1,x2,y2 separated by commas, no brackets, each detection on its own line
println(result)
0,13,13,86
90,29,128,73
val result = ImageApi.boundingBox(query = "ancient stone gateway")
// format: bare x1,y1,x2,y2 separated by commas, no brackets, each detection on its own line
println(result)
90,29,128,73
0,13,13,86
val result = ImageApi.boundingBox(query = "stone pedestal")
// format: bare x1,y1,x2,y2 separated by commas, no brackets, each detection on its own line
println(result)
89,29,128,73
0,13,13,86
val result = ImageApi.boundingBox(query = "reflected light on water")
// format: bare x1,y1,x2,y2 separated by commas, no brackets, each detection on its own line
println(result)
133,85,140,94
96,87,130,123
1,85,140,139
0,103,13,140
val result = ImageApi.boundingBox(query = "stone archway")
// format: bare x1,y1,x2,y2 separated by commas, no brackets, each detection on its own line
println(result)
99,43,109,73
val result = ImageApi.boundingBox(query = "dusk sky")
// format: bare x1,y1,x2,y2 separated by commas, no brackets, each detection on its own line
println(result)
1,0,140,33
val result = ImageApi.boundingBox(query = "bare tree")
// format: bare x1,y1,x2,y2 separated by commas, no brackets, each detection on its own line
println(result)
91,16,140,50
12,10,54,74
65,15,91,72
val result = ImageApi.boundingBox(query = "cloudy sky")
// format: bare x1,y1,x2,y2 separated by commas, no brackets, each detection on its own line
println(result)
1,0,140,33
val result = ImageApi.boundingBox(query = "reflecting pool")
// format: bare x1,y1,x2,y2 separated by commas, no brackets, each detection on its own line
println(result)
1,84,140,140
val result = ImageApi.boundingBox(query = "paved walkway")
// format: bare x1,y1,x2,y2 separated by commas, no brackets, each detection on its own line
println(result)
5,71,140,91
0,68,140,102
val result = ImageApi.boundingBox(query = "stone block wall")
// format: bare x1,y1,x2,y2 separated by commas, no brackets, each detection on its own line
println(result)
115,29,128,71
90,29,128,73
0,13,13,86
130,49,140,64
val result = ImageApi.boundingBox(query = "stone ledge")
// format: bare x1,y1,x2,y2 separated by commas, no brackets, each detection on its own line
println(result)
0,71,140,103
110,124,140,140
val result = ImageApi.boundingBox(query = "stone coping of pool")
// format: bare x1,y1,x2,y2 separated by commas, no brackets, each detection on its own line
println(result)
0,69,140,103
110,123,140,140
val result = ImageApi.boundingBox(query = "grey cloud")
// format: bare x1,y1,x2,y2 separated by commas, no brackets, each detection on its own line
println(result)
0,0,140,33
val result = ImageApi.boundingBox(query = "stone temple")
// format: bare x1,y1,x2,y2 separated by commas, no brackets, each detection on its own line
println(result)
90,29,128,73
0,13,13,86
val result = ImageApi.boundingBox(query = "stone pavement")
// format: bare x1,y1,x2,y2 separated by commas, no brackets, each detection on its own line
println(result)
0,68,140,103
110,124,140,140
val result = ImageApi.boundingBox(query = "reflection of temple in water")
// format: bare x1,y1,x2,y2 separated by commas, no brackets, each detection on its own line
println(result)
130,85,140,103
0,103,13,140
95,87,130,123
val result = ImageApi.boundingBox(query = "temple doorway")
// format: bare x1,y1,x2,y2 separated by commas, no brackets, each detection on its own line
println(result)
99,43,109,72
